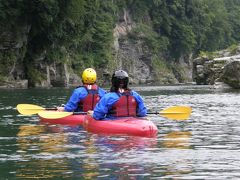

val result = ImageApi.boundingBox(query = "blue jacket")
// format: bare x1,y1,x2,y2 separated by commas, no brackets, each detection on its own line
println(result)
93,90,147,120
64,86,106,112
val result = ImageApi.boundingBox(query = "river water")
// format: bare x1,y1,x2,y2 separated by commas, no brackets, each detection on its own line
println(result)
0,85,240,179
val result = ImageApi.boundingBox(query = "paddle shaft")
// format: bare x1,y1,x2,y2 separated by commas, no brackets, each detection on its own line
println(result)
147,112,188,114
45,108,58,111
72,112,87,115
147,112,159,115
22,103,191,120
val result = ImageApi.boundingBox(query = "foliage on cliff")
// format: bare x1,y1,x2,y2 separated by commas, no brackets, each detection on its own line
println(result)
1,0,240,85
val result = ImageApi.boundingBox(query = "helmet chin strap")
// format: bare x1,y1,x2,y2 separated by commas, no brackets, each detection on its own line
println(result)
119,88,124,93
87,85,92,89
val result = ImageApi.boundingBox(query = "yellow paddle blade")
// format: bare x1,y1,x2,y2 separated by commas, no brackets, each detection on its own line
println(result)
17,104,45,115
159,106,192,120
38,111,73,119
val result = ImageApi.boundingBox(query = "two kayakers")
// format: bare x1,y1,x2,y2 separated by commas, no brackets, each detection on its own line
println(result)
91,70,147,120
57,68,106,112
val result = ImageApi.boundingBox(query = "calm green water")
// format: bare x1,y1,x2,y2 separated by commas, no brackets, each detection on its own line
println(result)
1,85,240,179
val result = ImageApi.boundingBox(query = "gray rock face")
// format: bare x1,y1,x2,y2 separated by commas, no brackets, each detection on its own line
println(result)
112,9,153,84
222,60,240,89
30,61,81,88
114,39,154,84
192,57,215,85
193,53,240,89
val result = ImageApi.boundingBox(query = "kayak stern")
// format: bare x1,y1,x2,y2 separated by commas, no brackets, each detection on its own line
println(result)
84,115,158,138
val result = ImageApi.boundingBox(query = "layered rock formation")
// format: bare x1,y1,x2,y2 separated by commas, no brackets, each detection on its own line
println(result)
112,9,192,85
193,47,240,89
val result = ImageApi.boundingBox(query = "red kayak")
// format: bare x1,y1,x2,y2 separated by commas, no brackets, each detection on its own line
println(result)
39,111,85,125
83,115,158,138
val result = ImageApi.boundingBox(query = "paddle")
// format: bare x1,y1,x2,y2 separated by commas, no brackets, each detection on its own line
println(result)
38,111,87,119
148,106,191,120
37,105,191,120
16,104,57,115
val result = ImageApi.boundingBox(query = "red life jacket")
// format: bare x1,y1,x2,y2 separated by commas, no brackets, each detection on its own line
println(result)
111,90,137,117
78,84,100,112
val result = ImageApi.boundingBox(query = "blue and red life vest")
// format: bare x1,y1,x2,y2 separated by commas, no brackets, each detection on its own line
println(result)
78,84,100,112
111,90,137,117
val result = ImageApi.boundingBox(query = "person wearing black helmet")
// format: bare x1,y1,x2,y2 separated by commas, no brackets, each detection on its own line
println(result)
110,70,129,92
92,70,147,120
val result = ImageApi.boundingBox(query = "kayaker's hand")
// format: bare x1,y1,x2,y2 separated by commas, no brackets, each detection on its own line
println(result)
87,110,93,116
57,107,65,111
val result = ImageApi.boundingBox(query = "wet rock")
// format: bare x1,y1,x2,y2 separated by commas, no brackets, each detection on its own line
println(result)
222,60,240,89
193,52,240,89
0,80,28,89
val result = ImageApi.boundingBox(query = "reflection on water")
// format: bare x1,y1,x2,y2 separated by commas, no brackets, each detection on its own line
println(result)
162,131,192,149
17,125,46,137
15,123,159,179
16,124,70,179
0,85,240,179
15,159,71,179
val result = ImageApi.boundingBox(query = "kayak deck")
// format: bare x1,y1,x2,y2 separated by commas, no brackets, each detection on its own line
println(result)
83,115,158,138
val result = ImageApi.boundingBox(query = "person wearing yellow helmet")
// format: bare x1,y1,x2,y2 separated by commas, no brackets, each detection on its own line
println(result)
82,68,97,84
57,68,106,112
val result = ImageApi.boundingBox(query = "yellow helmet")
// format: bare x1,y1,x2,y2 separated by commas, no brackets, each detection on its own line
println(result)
82,68,97,84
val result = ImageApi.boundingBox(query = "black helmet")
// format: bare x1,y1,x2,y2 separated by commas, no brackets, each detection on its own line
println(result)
111,70,129,91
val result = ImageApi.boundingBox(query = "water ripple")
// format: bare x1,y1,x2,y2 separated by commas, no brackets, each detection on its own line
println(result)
1,86,240,179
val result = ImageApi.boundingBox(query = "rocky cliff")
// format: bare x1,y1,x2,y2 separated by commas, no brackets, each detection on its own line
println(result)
193,46,240,89
0,9,192,88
